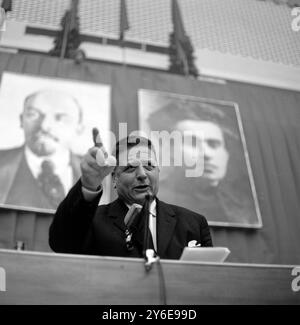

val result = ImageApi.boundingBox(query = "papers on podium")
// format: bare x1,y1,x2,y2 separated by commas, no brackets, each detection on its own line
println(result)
180,247,230,263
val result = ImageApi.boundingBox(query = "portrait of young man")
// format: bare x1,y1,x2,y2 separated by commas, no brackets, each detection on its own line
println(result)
0,72,111,212
139,89,262,228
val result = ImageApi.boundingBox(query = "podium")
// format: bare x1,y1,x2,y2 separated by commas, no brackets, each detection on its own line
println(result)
0,249,299,304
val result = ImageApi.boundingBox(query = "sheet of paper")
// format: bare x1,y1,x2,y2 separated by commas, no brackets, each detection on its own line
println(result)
180,247,230,263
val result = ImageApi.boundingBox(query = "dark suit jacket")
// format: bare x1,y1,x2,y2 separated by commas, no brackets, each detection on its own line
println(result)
0,146,81,210
49,180,213,259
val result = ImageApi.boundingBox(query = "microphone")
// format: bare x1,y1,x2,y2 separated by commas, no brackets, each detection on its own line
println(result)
124,203,143,227
124,203,142,251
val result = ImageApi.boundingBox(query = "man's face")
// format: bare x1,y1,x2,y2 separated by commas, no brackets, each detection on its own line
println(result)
20,91,82,157
176,120,229,186
113,145,159,205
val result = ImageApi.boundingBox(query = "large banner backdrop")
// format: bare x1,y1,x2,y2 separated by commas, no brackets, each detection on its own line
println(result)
139,89,262,228
0,72,111,213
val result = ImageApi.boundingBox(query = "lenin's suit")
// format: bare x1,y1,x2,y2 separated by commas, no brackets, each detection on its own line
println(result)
49,180,213,259
0,146,81,210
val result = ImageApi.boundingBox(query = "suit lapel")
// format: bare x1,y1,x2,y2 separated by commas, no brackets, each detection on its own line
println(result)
7,152,55,209
156,199,177,257
107,198,128,232
0,147,23,203
106,198,178,257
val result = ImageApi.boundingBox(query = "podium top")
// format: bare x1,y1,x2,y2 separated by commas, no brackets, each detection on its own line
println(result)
0,248,299,305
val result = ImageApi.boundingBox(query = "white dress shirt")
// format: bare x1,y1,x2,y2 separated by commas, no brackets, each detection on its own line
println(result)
25,146,73,195
148,199,157,252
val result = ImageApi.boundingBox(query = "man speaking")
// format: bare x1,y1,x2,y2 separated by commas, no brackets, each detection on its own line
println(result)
49,131,212,259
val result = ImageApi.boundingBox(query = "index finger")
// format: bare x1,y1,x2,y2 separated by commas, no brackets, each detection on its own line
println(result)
92,127,103,148
92,128,108,159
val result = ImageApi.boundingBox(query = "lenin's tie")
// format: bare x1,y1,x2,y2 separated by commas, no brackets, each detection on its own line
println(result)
37,160,65,208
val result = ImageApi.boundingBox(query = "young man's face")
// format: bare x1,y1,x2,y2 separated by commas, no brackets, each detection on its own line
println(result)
20,91,82,157
113,145,159,205
176,120,229,186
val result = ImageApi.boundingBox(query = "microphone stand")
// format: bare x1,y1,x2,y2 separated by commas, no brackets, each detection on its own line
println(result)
141,194,167,304
142,193,159,272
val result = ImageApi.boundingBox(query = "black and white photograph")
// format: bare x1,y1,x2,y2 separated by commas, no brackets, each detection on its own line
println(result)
0,0,299,309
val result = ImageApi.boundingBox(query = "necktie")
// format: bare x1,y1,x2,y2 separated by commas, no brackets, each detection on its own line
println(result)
37,160,66,208
131,203,156,255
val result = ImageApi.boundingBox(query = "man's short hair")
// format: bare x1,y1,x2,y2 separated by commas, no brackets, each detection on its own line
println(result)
112,135,156,166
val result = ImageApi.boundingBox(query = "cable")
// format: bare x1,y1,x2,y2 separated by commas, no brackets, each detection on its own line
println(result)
156,257,167,305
